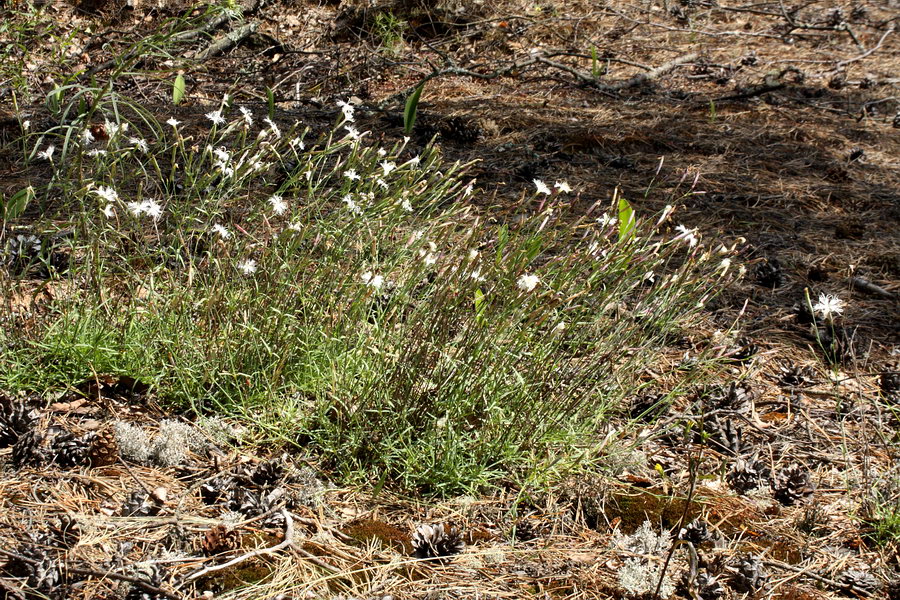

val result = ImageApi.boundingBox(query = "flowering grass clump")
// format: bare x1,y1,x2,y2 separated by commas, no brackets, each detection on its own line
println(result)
1,91,738,494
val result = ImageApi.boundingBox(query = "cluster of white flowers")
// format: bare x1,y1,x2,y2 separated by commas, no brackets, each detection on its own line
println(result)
361,270,385,289
211,224,232,239
343,194,362,215
237,259,257,275
674,224,698,248
37,145,55,161
517,273,540,292
126,199,163,220
532,179,573,195
337,100,355,122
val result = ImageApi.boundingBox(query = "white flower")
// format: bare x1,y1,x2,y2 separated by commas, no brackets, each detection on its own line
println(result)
470,268,485,282
597,214,618,228
289,137,304,150
263,117,281,138
344,169,360,181
533,179,551,195
81,128,95,145
554,181,572,193
93,185,119,203
239,106,253,126
361,271,385,289
129,137,149,153
126,201,144,216
337,100,355,122
87,149,107,157
268,195,288,215
718,258,732,274
212,224,232,239
401,198,413,212
468,249,479,260
377,147,387,157
517,273,540,292
37,145,55,161
380,161,396,176
343,194,362,215
813,293,844,320
22,120,30,131
166,118,181,127
237,259,257,275
141,199,163,220
344,125,361,140
408,155,420,166
376,178,388,190
674,224,698,248
102,204,115,218
463,181,475,197
656,204,675,226
105,119,128,137
206,110,226,126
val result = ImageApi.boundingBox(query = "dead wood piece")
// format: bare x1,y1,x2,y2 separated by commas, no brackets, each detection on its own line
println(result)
192,22,259,61
848,276,895,300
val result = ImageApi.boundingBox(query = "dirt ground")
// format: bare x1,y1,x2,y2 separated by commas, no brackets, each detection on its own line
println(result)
1,0,899,598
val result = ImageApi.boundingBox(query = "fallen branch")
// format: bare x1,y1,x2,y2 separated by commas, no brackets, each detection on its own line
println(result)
182,509,294,583
192,22,258,61
378,51,697,109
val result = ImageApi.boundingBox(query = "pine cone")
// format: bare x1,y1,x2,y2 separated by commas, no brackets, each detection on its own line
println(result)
411,523,465,560
729,554,769,593
727,337,758,364
679,519,712,545
247,459,285,489
837,569,881,596
879,372,899,397
772,464,815,505
727,457,769,494
121,490,163,517
201,475,236,504
886,579,900,600
703,382,754,413
4,544,64,596
779,363,816,387
88,427,119,467
201,524,241,555
629,392,668,421
12,428,48,467
703,415,743,455
0,395,39,447
46,427,92,468
754,259,784,288
695,572,725,600
47,514,81,549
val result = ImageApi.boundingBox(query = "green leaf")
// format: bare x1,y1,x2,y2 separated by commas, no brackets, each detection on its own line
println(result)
3,186,34,221
266,87,275,119
173,73,186,105
474,288,486,325
403,82,424,134
617,195,636,243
